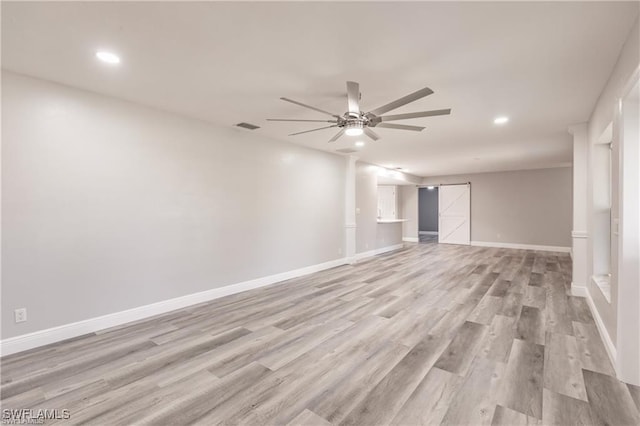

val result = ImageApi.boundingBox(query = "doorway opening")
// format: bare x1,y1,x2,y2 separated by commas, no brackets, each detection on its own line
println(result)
418,186,439,243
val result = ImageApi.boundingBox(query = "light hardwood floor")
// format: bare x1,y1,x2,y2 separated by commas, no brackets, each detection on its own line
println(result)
2,243,640,425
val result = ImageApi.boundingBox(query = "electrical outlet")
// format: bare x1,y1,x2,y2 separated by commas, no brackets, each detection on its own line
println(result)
338,248,343,255
14,308,27,323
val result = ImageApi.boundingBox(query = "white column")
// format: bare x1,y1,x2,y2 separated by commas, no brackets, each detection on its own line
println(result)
569,123,589,295
345,155,357,263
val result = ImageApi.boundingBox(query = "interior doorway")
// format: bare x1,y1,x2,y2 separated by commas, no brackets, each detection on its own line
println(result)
418,186,439,243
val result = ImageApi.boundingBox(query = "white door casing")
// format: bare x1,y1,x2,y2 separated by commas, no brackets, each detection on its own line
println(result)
438,184,470,245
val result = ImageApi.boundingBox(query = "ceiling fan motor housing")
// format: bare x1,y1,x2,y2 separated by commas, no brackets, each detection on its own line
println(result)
345,120,364,129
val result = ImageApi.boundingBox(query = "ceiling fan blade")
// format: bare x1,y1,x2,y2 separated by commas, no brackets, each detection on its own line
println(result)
380,109,452,122
346,81,360,116
364,127,380,141
280,97,340,118
376,123,425,132
368,87,434,116
329,129,345,143
268,119,337,123
288,125,337,136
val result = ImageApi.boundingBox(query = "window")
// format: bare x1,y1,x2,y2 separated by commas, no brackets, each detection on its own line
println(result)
592,125,613,302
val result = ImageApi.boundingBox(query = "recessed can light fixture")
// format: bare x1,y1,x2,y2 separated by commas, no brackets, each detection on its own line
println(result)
355,141,365,147
96,51,121,64
494,116,509,124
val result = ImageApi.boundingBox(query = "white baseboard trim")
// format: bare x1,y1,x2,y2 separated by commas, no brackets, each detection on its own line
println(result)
353,243,404,261
403,237,419,243
582,287,618,373
1,243,409,357
470,241,571,253
0,256,351,357
418,231,438,235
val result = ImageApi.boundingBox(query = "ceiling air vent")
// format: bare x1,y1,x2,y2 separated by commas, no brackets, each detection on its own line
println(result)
335,148,357,154
236,122,260,130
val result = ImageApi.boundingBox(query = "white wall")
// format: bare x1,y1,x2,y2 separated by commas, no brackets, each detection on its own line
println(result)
355,162,405,252
1,71,346,339
355,162,378,253
617,84,639,385
400,185,418,241
376,223,403,249
421,167,573,248
582,17,640,385
586,18,639,352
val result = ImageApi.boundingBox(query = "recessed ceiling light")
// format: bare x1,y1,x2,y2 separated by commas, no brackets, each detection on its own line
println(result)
96,51,121,64
494,116,509,124
355,141,365,147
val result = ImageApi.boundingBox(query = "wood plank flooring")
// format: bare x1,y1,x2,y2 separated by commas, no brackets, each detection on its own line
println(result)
2,243,640,425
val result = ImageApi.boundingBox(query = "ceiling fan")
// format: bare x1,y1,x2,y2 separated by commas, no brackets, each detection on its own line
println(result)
267,81,451,142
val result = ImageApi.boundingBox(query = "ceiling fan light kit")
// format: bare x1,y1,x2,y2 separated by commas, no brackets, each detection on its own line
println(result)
267,81,451,143
345,122,364,136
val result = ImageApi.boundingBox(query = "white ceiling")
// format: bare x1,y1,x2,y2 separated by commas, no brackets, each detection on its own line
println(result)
3,2,638,177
